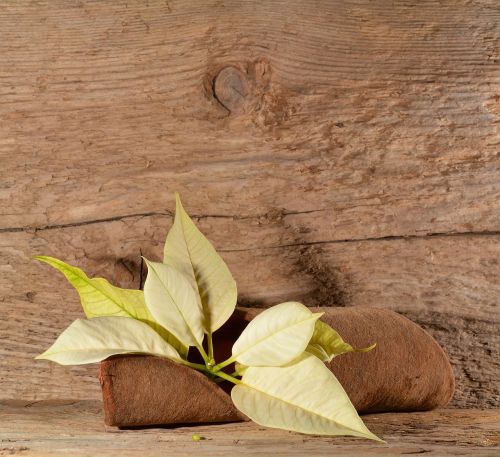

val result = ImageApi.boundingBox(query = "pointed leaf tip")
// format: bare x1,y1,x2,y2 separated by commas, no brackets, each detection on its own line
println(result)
36,317,181,366
34,255,188,358
163,193,237,333
231,353,383,441
307,319,376,363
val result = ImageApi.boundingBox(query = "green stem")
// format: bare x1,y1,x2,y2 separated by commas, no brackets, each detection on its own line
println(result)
214,370,241,385
179,360,209,372
179,358,240,384
207,331,214,361
212,355,236,372
196,343,209,363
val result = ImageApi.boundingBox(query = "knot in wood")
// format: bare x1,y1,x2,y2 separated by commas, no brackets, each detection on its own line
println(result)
213,66,249,115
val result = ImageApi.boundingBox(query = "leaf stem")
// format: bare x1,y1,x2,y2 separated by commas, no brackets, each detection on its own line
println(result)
179,360,209,372
196,343,209,363
179,356,241,385
212,355,236,372
213,370,241,385
207,331,214,361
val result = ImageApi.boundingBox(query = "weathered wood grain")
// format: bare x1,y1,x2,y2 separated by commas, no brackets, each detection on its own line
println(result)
1,217,498,406
1,401,499,456
0,0,499,239
0,0,499,409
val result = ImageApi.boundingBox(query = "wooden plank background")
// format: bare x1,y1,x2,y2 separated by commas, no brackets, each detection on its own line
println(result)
0,0,499,408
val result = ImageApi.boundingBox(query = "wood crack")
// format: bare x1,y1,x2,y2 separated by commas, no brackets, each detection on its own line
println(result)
0,212,172,233
2,209,499,249
218,230,500,252
0,208,327,233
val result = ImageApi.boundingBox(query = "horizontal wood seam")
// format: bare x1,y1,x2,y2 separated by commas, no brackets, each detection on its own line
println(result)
2,213,500,248
0,208,331,233
219,231,500,251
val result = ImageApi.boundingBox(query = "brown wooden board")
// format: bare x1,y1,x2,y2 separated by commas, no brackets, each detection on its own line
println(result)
1,1,500,236
0,0,499,408
0,401,499,456
1,220,498,406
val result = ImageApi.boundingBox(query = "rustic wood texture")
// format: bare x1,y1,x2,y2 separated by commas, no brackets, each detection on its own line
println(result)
1,1,500,235
1,401,499,456
1,0,499,410
2,219,498,406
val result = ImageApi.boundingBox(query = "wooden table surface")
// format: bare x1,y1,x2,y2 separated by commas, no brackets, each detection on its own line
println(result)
1,401,499,456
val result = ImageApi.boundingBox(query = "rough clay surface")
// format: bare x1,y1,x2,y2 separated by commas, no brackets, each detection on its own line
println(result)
100,307,454,426
99,355,245,427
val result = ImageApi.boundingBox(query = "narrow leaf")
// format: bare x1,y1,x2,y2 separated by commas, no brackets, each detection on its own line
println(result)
35,256,188,358
231,302,322,367
143,259,204,348
231,353,383,441
36,316,181,365
163,193,237,333
307,319,376,362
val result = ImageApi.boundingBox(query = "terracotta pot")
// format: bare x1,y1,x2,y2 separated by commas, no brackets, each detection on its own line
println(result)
99,307,455,427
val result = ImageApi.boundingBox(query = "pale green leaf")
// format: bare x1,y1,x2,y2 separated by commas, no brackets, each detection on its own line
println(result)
305,342,331,362
231,302,322,367
143,259,204,348
36,316,181,365
307,319,376,362
34,256,188,358
231,353,383,441
163,193,237,333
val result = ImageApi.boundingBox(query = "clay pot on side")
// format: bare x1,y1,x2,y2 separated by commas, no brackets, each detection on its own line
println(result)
99,307,455,427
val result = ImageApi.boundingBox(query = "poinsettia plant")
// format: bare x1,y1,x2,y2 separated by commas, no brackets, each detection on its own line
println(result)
35,193,381,441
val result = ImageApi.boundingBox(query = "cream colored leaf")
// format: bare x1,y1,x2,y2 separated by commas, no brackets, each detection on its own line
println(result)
143,259,204,348
163,193,237,333
231,353,383,441
36,316,181,365
231,302,322,367
234,362,248,376
34,256,188,358
307,319,376,362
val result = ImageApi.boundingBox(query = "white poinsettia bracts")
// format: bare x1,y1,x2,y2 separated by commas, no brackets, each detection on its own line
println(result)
36,193,381,442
